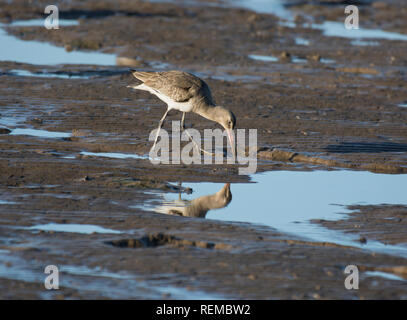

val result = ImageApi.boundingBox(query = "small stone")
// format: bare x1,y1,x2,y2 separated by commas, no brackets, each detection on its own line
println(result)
0,128,11,134
31,118,43,124
248,274,257,281
338,67,379,75
247,13,262,23
307,54,321,62
116,57,143,67
71,129,87,137
294,14,306,24
359,237,367,244
372,1,388,9
280,51,291,59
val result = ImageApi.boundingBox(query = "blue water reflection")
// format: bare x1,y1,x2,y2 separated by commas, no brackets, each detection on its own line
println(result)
150,170,407,256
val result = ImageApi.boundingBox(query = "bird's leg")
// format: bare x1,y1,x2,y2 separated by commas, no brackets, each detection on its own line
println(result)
180,113,215,156
181,112,186,130
178,181,182,201
152,109,169,149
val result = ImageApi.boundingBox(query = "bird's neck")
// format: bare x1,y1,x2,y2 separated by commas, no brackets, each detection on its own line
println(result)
191,193,224,211
194,103,221,123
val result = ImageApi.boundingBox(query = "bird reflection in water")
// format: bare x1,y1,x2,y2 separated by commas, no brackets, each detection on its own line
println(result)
155,183,232,218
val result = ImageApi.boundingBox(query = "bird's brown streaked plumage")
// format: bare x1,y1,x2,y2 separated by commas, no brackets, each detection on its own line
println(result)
131,70,215,106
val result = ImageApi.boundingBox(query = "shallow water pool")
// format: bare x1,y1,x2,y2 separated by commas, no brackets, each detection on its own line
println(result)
27,223,122,234
10,128,71,138
0,21,116,66
144,170,407,257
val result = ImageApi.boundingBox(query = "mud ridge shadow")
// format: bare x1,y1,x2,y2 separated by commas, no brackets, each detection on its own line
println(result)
285,0,370,8
56,9,192,20
50,69,130,77
324,142,407,154
105,233,231,250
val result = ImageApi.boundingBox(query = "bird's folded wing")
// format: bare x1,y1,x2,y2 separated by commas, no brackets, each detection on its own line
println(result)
133,71,203,102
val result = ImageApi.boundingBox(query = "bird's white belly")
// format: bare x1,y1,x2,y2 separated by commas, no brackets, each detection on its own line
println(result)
155,92,193,112
139,84,193,112
170,100,193,112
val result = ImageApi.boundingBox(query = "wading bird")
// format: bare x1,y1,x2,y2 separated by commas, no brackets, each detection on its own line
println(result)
127,70,236,157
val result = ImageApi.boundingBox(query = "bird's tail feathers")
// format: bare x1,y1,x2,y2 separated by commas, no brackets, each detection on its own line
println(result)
126,83,150,91
130,69,153,82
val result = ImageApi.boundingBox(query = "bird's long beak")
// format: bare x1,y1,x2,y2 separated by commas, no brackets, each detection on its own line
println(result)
226,129,236,160
220,183,232,204
224,183,231,196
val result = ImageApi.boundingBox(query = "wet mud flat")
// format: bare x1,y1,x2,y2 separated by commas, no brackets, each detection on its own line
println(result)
314,204,407,246
1,0,407,299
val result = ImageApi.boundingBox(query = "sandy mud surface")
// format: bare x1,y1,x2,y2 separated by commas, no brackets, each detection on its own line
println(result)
1,0,407,299
314,204,407,245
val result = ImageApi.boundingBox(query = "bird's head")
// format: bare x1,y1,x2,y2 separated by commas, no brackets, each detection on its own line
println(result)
216,107,236,158
212,183,232,208
217,107,236,131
